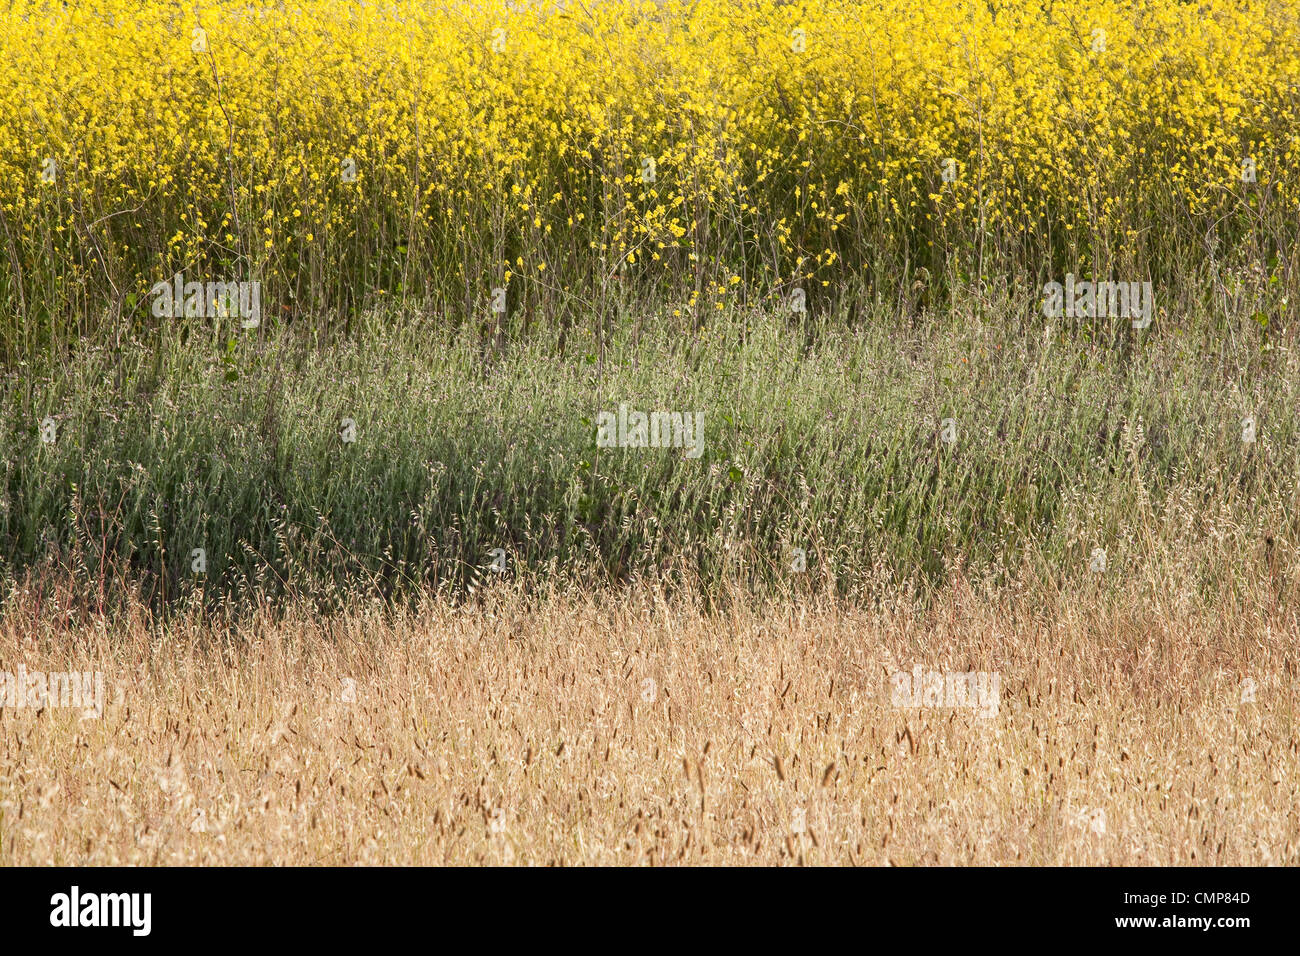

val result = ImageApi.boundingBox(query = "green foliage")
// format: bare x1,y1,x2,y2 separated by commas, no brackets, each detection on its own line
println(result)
2,297,1296,614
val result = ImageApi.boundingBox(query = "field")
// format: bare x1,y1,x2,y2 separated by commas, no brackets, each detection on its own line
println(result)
5,0,1299,358
2,0,1299,866
4,588,1297,865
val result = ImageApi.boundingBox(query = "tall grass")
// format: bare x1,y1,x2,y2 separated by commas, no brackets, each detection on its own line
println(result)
4,583,1296,864
5,291,1296,614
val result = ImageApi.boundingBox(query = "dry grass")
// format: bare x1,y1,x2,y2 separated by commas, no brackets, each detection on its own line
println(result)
2,581,1297,866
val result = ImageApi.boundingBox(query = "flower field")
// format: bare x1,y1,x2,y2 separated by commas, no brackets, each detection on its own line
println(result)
4,1,1300,874
3,0,1298,355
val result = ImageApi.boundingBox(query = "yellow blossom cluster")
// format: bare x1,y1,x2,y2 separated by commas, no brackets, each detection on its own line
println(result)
2,0,1296,328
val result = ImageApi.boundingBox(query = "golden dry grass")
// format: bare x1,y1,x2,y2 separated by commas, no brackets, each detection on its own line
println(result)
2,581,1297,865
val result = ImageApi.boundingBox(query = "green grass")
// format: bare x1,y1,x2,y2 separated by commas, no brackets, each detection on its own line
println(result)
3,288,1297,615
